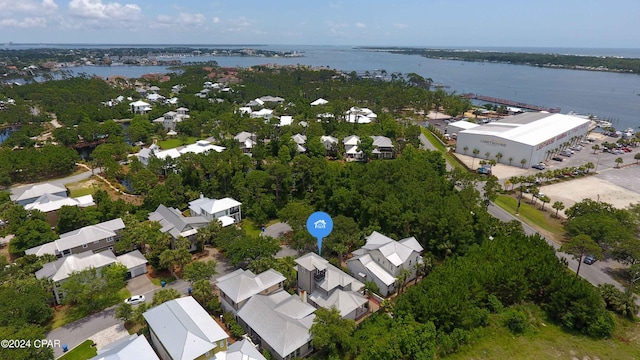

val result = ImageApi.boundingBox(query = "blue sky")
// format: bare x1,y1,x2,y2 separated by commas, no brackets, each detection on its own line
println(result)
2,0,639,48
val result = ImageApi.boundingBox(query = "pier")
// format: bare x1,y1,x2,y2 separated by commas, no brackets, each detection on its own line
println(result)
461,93,561,113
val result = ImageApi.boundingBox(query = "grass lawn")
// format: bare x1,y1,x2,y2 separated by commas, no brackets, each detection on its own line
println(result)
66,179,98,197
420,128,466,170
58,340,97,360
446,306,640,360
494,194,566,242
49,287,131,330
158,137,197,149
148,269,176,287
241,218,281,237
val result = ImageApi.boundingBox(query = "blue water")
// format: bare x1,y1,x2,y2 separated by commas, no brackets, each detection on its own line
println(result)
5,44,640,130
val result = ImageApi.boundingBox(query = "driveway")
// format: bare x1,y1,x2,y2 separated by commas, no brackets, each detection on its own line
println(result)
261,222,292,238
47,308,121,359
126,274,157,296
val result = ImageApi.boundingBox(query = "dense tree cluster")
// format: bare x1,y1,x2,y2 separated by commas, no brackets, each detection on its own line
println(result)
0,145,78,186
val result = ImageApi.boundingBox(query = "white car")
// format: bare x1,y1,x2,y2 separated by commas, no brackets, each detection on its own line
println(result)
124,295,145,305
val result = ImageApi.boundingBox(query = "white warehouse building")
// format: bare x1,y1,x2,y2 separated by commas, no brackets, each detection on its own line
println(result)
455,112,591,168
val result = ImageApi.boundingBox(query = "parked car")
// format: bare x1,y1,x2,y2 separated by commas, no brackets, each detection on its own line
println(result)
125,295,146,305
551,156,563,162
583,255,597,265
532,163,546,170
534,192,546,199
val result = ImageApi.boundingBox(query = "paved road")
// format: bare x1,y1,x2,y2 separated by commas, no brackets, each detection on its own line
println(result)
486,203,630,294
261,222,292,238
419,132,453,171
47,308,120,358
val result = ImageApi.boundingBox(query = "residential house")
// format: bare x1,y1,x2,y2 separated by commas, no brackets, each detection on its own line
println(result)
91,334,159,360
35,250,122,304
138,144,160,166
295,253,368,320
258,96,285,105
153,108,190,131
24,193,95,226
144,296,229,360
320,135,338,152
25,218,125,258
10,183,67,206
277,116,293,127
347,231,423,297
180,140,225,156
130,100,152,114
188,195,242,226
310,98,328,106
117,250,149,279
370,135,394,159
213,339,266,360
216,268,286,316
250,109,274,120
234,132,257,155
237,292,315,360
148,205,209,252
345,107,377,124
343,135,363,160
291,134,306,153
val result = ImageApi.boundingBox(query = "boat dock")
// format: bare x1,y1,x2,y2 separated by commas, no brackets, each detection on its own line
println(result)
461,93,561,113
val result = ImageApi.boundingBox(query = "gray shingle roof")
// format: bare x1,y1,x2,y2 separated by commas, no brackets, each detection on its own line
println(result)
143,296,228,360
216,268,285,304
237,293,315,359
148,205,208,238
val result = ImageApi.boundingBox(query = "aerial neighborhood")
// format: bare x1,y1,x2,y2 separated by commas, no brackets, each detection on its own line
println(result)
0,57,640,360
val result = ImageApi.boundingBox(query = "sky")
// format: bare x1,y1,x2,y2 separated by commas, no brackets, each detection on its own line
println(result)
2,0,639,48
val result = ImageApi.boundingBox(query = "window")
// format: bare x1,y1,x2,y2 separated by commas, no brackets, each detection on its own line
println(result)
106,237,113,243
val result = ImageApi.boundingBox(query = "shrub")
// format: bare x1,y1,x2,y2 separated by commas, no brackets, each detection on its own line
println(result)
487,294,504,313
503,308,528,334
599,284,639,319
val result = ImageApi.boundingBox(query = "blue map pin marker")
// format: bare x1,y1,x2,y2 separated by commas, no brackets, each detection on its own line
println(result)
306,211,333,255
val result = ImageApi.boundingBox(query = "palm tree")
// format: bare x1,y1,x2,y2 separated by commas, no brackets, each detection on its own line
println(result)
508,157,513,166
591,144,600,153
484,151,491,160
495,152,503,164
520,158,527,168
584,162,595,173
615,157,624,168
635,153,640,164
472,148,480,169
552,201,565,218
463,146,469,155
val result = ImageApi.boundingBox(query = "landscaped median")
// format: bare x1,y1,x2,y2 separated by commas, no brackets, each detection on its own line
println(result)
494,194,566,242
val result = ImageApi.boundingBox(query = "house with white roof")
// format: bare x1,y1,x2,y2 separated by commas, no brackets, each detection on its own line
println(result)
343,135,363,160
250,108,274,120
130,100,152,114
310,98,328,106
146,93,165,102
144,296,229,360
213,339,266,360
295,253,368,320
234,132,257,155
291,134,307,153
188,195,242,226
36,250,118,304
26,218,125,258
91,334,159,360
216,268,286,316
237,292,315,360
258,96,285,105
10,183,67,206
278,115,293,127
347,231,423,297
148,205,209,252
345,107,377,124
153,107,190,131
370,135,394,159
25,193,95,226
180,140,225,155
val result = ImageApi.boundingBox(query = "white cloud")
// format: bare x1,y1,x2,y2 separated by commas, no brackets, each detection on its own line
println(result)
0,0,58,15
355,22,366,28
213,17,220,24
68,0,141,21
394,23,409,29
0,17,47,28
153,12,207,29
